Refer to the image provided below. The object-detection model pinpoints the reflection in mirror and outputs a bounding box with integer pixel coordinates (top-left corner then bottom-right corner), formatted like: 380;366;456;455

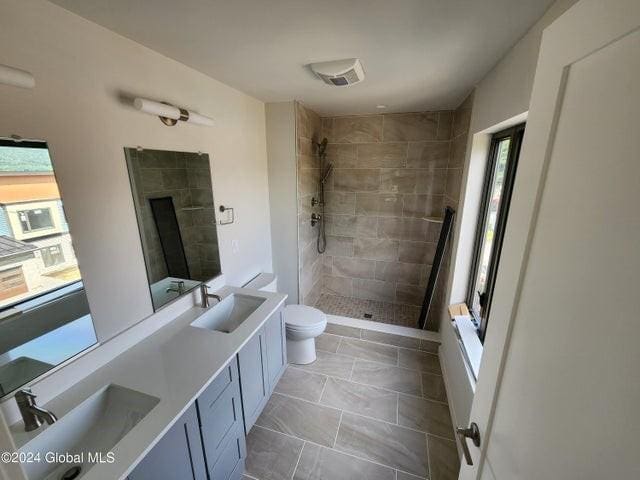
124;148;221;311
0;139;97;398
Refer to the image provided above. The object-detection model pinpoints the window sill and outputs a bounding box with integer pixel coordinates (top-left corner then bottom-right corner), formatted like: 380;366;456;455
453;315;483;382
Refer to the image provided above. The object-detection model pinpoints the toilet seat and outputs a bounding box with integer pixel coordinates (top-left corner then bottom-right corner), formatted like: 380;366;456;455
284;305;327;330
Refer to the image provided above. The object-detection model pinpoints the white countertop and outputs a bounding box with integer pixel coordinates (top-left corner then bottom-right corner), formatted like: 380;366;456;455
10;286;287;480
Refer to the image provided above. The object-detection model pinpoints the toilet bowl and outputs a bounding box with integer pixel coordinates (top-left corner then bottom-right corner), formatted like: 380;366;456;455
244;273;327;365
283;305;327;364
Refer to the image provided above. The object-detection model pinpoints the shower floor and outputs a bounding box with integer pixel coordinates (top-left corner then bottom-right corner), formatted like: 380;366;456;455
315;293;421;328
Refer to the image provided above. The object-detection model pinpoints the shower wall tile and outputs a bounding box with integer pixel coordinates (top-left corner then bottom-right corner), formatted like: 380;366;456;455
415;170;447;195
449;134;468;168
382;112;438;142
380;168;417;194
331;115;383;143
396;283;426;306
333;169;381;192
377;217;430;242
398;241;437;264
436;111;454;141
296;102;323;305
374;261;423;285
324;191;356;214
406;142;450;170
325;235;355;257
323;275;354;297
356;143;407;168
353;278;397;303
318;109;456;314
354;238;399;262
325;143;358;168
355;193;403;217
332;257;376;280
325;215;378;238
402;194;444;218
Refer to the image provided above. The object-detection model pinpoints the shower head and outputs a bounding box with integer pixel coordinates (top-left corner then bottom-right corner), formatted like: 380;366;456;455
316;138;328;156
321;163;334;184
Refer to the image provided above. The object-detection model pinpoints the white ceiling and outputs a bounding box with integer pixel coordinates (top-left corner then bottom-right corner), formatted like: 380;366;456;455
50;0;554;116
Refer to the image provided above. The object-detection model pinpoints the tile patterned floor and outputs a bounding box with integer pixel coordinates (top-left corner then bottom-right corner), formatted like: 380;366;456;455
243;328;460;480
315;293;422;328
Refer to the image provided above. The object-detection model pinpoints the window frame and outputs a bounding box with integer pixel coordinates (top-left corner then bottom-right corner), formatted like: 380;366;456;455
467;123;525;342
0;138;83;313
18;207;55;233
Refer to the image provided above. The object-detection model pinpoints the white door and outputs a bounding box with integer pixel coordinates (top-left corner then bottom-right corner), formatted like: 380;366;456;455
459;0;640;478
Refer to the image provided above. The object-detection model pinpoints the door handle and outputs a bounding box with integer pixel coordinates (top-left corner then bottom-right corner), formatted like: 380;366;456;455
456;422;481;466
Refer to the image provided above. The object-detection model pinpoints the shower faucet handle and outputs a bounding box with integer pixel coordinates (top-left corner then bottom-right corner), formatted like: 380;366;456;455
311;213;322;226
311;197;323;207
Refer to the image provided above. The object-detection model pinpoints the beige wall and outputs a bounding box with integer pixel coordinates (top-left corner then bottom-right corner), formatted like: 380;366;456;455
0;0;272;341
295;102;323;306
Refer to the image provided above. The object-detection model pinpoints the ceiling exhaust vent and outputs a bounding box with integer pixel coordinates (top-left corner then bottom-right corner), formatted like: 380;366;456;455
310;58;365;87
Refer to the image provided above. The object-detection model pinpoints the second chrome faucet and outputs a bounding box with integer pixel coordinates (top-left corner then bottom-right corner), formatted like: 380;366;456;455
15;389;57;432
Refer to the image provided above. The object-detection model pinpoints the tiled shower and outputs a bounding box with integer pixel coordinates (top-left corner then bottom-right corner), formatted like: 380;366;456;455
294;98;472;331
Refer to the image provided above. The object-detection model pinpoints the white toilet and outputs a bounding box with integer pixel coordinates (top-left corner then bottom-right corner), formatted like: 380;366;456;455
244;273;327;364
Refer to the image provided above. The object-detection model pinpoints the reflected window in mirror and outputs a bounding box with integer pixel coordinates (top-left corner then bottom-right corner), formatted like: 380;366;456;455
124;148;221;311
0;139;97;398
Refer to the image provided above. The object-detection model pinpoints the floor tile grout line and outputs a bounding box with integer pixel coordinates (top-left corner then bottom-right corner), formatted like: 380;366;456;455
290;440;306;480
268;389;453;441
317;373;329;402
288;364;448;404
396;392;400;424
254;424;406;474
309;346;440;375
332;410;344;448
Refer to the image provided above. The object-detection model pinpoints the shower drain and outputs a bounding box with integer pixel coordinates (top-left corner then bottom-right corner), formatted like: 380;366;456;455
60;465;82;480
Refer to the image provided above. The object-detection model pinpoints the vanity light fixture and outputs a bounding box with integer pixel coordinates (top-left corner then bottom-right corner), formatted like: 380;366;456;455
0;64;35;89
133;97;214;127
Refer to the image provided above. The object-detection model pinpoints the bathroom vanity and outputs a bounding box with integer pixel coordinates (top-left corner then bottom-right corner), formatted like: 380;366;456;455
9;287;286;480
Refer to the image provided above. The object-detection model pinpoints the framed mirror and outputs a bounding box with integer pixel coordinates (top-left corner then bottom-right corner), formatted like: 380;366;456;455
0;139;97;398
124;148;221;310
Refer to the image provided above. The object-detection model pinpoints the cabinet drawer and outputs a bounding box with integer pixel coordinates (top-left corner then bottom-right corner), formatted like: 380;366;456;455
198;360;236;415
199;377;243;464
208;424;246;480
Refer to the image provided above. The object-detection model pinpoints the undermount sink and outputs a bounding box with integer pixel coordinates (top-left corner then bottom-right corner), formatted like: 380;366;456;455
190;293;265;333
20;384;159;480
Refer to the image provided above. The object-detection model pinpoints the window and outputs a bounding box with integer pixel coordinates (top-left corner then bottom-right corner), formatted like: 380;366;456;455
0;139;82;308
468;124;525;342
40;244;65;268
18;208;54;233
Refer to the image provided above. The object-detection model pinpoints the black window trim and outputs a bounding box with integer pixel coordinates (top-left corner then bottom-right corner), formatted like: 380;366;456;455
467;123;525;342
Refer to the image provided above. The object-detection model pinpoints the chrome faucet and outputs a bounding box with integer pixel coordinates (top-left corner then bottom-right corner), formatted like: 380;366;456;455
15;389;58;432
200;284;222;308
166;280;185;294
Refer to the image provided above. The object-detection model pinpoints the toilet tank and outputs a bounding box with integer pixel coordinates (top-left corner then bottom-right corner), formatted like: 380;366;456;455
244;273;277;292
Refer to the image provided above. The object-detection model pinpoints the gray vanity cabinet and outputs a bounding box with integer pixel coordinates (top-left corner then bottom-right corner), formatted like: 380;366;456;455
237;307;285;432
237;328;269;432
264;308;287;391
198;359;246;480
128;304;286;480
128;404;207;480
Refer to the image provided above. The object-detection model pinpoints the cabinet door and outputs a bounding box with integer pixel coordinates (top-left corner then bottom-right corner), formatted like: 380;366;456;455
198;360;245;475
129;404;206;480
237;329;268;432
264;308;286;392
